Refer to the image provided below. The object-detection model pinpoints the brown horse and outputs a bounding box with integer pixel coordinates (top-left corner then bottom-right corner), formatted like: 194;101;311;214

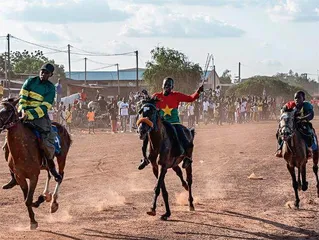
137;98;195;220
279;110;319;208
0;98;72;229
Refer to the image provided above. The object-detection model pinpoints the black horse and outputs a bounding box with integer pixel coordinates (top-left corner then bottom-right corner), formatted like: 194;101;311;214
136;97;195;220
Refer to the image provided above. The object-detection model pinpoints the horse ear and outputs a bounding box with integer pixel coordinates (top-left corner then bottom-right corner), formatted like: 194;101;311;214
12;98;20;107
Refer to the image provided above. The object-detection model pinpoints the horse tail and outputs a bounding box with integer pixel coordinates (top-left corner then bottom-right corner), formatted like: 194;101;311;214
52;122;73;148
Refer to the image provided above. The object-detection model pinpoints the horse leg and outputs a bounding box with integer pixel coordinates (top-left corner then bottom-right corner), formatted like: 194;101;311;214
32;170;51;209
312;150;319;197
160;180;171;221
149;151;159;178
301;164;308;191
186;163;195;211
297;168;302;190
26;177;39;230
287;164;300;208
147;166;167;216
49;155;66;213
172;165;188;191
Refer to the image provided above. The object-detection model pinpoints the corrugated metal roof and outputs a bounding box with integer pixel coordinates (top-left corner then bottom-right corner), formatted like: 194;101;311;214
67;68;144;81
66;69;212;81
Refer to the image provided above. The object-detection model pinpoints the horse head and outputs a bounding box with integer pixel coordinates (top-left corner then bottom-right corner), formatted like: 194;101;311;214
136;97;159;140
0;98;20;132
279;108;297;141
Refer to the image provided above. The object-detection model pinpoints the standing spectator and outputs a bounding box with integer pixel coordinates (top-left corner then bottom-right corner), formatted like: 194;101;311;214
60;105;67;127
187;103;195;127
202;97;210;124
128;100;137;132
58;102;64;124
65;104;72;133
87;107;95;134
109;103;118;133
194;101;200;125
119;98;129;132
0;81;4;100
178;103;186;124
80;88;87;105
215;85;221;99
55;78;62;107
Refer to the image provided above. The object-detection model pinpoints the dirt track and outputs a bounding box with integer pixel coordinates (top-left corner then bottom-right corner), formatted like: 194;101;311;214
1;120;319;240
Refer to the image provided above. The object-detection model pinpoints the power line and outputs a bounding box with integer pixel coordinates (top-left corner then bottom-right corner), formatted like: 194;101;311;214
11;35;67;53
86;58;113;65
70;45;135;57
89;64;117;71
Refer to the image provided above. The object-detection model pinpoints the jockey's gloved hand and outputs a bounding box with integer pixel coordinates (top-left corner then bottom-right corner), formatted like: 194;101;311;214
197;84;204;94
19;110;28;121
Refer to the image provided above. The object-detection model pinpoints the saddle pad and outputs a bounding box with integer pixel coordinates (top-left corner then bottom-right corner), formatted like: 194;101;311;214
33;125;61;155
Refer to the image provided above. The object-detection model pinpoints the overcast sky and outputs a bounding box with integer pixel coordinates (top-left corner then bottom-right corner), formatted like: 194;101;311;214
0;0;318;79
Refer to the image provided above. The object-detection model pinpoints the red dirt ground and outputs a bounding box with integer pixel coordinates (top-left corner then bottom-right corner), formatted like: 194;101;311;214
1;120;319;240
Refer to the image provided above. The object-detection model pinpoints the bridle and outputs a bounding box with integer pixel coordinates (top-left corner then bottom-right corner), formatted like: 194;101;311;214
136;103;158;132
0;102;19;132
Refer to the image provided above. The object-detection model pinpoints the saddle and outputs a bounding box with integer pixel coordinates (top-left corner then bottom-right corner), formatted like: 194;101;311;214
32;125;62;155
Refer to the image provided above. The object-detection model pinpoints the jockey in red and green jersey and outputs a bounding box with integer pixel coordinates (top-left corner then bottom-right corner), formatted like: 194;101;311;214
276;90;316;158
138;77;204;170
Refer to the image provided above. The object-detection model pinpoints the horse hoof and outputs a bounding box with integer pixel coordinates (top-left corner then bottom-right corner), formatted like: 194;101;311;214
189;206;195;211
147;209;156;216
160;214;170;221
182;183;189;191
302;182;308;191
30;222;38;230
32;202;40;208
44;192;52;202
50;202;59;213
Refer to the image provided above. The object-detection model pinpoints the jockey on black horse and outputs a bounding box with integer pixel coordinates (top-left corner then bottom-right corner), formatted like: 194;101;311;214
138;77;204;170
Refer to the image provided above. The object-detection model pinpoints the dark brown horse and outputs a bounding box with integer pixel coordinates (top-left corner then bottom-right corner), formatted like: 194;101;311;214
279;110;319;208
137;98;195;220
0;98;72;229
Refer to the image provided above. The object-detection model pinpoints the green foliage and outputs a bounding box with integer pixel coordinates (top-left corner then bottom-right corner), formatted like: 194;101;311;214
143;46;202;94
226;76;311;99
220;69;232;84
274;70;318;96
0;50;65;83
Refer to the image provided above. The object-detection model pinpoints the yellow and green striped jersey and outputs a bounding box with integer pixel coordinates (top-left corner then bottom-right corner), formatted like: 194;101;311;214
18;76;55;120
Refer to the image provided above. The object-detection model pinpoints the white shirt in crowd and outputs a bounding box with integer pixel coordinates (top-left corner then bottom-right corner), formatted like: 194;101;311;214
188;105;194;116
240;101;247;113
203;101;210;111
120;102;129;116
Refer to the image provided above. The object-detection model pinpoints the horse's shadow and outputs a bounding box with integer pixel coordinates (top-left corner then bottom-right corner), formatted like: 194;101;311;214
41;229;158;240
169;210;319;239
82;228;158;240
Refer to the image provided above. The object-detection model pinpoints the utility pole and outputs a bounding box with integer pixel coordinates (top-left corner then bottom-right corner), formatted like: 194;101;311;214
213;65;216;89
67;44;71;79
238;62;241;82
7;34;11;96
116;63;120;96
135;50;139;91
84;57;87;85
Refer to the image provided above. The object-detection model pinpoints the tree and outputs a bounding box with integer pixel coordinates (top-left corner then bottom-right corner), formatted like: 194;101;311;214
0;50;65;83
143;47;202;94
220;69;232;84
226;76;311;99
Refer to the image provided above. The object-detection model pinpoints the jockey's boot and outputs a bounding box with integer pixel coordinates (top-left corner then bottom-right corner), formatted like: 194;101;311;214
47;158;62;183
2;171;17;189
182;156;193;169
138;158;150;170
